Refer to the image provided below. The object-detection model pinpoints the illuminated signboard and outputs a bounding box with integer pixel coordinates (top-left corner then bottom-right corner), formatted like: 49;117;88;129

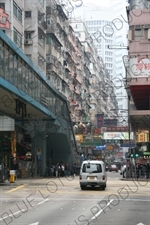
104;132;134;140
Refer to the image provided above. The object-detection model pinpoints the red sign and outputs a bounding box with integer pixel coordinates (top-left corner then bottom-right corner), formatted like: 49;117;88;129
96;114;104;128
0;7;10;29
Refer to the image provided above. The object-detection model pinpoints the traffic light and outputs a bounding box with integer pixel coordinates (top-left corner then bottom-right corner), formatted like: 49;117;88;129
1;138;10;153
130;148;134;158
129;147;141;158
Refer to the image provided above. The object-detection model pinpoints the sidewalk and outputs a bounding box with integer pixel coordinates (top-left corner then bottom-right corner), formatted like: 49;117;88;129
0;176;79;187
121;177;150;182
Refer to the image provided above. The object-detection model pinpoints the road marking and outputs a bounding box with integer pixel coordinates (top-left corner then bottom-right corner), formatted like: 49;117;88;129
5;185;26;193
29;223;39;225
0;210;23;221
91;199;113;221
37;198;49;205
136;223;145;225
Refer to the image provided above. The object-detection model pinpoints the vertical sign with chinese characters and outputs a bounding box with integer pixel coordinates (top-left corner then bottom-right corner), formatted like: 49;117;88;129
96;114;104;129
0;7;10;29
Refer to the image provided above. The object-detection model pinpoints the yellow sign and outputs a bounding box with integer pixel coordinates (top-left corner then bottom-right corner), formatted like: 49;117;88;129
138;132;148;142
75;135;83;143
106;145;114;151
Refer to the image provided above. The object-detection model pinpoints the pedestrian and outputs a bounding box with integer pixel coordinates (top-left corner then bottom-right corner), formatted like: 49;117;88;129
122;165;126;178
55;163;59;177
61;164;65;177
145;162;150;179
72;163;77;177
58;164;61;177
136;163;141;179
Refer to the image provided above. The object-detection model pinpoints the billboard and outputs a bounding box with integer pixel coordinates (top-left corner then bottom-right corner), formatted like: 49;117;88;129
129;57;150;77
104;132;134;140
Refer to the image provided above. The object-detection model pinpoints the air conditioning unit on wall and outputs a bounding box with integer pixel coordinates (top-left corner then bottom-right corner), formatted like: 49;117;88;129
128;30;133;41
148;29;150;40
144;24;150;29
134;25;141;30
25;39;33;45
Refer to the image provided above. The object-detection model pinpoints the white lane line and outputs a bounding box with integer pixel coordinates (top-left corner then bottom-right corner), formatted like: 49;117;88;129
37;198;49;205
0;199;49;221
91;199;113;221
0;210;23;221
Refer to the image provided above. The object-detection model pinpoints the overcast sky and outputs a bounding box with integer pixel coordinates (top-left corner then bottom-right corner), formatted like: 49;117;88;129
82;0;111;6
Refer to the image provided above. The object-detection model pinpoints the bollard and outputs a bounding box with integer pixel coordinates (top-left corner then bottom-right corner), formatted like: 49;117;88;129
9;170;15;183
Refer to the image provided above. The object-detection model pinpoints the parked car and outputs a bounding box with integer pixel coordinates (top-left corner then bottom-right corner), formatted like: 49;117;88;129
109;164;118;172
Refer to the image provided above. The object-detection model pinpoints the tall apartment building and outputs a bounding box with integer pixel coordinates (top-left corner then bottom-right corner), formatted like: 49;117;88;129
110;0;129;125
2;0;46;74
74;2;129;125
74;4;116;79
70;18;118;122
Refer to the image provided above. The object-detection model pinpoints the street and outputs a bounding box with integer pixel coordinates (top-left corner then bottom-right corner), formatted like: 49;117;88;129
0;172;150;225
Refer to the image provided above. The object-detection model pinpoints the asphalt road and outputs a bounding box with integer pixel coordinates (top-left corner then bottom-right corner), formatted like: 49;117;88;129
0;172;149;225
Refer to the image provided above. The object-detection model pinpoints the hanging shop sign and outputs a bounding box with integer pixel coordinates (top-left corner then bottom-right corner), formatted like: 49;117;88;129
75;135;83;143
129;57;150;78
0;116;14;131
104;132;134;140
106;145;114;151
0;7;10;29
137;132;149;143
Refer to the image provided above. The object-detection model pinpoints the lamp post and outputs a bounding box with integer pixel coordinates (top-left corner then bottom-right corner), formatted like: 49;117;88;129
122;54;131;178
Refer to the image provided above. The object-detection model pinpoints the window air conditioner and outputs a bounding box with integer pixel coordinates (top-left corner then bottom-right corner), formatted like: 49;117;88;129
148;29;150;40
144;24;150;29
25;39;33;45
134;25;141;30
128;30;133;41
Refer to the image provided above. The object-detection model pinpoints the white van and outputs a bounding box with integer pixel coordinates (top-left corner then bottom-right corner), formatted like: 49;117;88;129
79;160;107;190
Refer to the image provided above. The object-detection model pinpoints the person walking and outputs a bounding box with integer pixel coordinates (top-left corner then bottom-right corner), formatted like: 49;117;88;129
136;163;141;179
72;163;77;177
122;165;126;178
146;162;150;179
55;163;59;177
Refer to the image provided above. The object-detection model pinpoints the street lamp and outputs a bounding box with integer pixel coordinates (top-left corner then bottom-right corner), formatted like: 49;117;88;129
122;54;132;178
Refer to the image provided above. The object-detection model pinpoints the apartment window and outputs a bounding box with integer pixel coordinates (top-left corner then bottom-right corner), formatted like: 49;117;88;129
38;53;45;68
25;11;31;18
13;1;22;23
38;34;45;48
25;31;32;39
13;27;22;48
38;0;44;7
26;54;32;60
0;3;5;9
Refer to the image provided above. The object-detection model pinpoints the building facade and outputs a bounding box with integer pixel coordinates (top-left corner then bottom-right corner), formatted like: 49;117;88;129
126;0;150;159
74;2;129;125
